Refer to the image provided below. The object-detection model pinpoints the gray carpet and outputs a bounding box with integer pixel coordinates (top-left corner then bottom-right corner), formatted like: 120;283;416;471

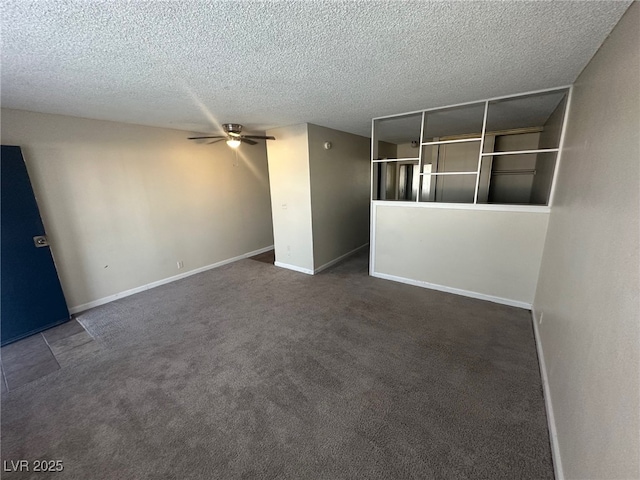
0;250;553;479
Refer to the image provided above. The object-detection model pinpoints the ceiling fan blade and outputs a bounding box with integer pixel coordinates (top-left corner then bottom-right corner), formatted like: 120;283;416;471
242;135;276;140
188;135;226;140
206;139;225;145
240;138;258;145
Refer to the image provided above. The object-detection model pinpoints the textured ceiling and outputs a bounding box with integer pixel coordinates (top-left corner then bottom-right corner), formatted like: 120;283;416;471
1;1;631;138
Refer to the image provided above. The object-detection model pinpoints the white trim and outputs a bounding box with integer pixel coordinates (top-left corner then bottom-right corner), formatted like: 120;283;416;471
370;119;376;200
473;101;490;204
416;111;426;203
372;200;550;214
481;148;558;157
372;85;572;120
371;271;531;309
370;202;377;275
421;138;482;146
370;119;377;275
531;308;564;480
420;171;477;176
69;245;274;314
314;243;369;274
372;157;419;163
273;261;314;275
548;86;573;207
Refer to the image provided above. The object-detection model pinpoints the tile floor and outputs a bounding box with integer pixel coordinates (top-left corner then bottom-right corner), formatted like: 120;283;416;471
1;319;100;392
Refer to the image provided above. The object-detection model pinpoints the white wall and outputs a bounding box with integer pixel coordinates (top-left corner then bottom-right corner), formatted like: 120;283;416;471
265;124;314;272
1;109;274;310
373;204;549;307
533;3;639;479
307;124;370;271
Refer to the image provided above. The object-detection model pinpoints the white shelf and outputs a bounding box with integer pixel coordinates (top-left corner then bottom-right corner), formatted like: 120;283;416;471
372;157;420;163
371;200;550;213
419;171;477;176
481;148;559;157
371;86;570;207
422;138;481;146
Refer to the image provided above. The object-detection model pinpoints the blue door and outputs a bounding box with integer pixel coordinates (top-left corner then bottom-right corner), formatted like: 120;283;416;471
1;145;70;345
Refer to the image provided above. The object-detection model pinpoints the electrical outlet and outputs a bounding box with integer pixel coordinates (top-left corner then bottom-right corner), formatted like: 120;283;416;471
177;260;184;269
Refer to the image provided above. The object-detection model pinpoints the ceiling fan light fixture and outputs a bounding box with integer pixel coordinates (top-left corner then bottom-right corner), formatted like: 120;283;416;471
188;124;275;147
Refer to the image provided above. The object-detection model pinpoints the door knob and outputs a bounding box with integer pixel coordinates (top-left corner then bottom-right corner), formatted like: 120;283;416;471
33;235;49;248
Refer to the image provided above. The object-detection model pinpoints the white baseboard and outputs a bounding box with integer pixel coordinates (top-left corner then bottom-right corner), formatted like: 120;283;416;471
273;243;369;276
273;261;314;275
531;308;564;480
314;243;369;274
370;271;532;309
69;245;274;314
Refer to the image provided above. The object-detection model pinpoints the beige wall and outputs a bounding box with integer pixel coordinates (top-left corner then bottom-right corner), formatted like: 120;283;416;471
266;123;370;273
376;140;396;159
265;124;314;272
373;205;549;306
307;124;370;270
396;142;418;159
533;3;640;479
1;109;274;310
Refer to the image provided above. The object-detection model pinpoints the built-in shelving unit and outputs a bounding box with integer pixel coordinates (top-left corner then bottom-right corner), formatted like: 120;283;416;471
371;86;571;206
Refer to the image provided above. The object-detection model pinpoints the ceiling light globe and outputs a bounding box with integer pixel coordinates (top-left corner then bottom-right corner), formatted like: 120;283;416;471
226;139;241;148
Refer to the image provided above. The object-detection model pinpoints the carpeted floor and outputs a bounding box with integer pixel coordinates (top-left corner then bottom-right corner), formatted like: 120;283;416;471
0;249;553;479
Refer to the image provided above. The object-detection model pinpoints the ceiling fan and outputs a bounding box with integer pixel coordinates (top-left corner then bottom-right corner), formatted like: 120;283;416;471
188;123;275;148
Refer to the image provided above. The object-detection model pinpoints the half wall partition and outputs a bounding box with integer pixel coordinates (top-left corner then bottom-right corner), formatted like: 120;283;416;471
369;87;571;307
